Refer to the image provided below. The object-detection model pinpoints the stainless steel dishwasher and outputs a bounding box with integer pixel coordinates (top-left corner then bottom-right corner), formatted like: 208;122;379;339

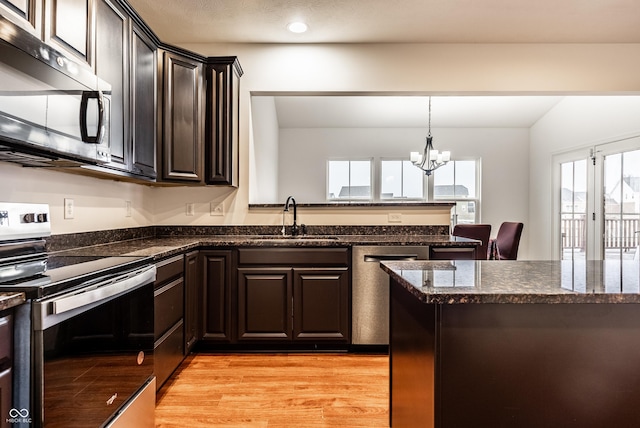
352;245;430;346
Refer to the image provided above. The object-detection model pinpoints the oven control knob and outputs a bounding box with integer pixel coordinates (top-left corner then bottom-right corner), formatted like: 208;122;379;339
37;213;48;223
23;213;36;223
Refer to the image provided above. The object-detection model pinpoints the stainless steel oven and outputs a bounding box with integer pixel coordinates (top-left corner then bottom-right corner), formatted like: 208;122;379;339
0;203;156;427
30;262;156;427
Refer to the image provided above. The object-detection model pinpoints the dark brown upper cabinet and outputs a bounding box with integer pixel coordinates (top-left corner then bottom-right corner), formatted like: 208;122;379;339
205;57;243;187
94;0;130;172
129;21;157;179
160;50;203;182
0;0;42;36
44;0;93;68
93;1;157;180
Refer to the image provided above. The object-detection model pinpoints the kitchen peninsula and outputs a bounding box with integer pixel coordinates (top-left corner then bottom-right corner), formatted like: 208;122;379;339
382;259;640;428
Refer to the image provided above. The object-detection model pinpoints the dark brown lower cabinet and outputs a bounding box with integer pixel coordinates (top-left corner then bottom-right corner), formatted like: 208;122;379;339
153;255;185;390
293;268;349;342
235;248;351;345
184;250;200;354
200;250;234;343
0;312;13;423
237;268;292;341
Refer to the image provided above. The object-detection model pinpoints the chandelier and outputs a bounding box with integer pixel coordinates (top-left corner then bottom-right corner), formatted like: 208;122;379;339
410;97;450;176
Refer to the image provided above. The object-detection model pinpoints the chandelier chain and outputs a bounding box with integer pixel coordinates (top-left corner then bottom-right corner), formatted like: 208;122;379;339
428;97;432;137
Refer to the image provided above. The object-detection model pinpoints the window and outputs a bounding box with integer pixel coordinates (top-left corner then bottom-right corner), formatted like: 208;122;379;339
380;160;424;199
432;160;479;224
327;160;372;200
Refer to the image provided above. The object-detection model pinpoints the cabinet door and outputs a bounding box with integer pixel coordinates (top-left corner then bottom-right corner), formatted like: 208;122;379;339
0;0;42;35
204;57;241;186
237;267;292;341
94;0;129;171
44;0;92;67
184;250;200;353
130;22;157;179
201;250;234;343
161;51;203;182
293;268;350;342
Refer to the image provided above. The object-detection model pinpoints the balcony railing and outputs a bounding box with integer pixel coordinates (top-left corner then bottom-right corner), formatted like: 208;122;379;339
561;216;640;251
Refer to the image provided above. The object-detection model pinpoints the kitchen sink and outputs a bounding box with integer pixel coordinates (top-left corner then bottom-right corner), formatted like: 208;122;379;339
249;235;339;240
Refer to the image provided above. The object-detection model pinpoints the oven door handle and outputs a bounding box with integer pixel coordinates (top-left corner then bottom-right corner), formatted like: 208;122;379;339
34;265;156;331
51;265;156;315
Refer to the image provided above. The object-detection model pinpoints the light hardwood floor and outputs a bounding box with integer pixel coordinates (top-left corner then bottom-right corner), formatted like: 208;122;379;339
155;353;389;427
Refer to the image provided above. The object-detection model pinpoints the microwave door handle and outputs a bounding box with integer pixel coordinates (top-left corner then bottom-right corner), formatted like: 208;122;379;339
79;91;104;144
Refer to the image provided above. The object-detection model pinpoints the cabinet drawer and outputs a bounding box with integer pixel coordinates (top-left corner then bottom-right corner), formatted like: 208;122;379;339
238;247;349;266
429;247;476;260
155;255;184;286
154;278;184;340
154;319;184;390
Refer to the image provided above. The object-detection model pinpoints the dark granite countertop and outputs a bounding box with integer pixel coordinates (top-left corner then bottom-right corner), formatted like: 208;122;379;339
249;201;455;209
0;292;26;311
50;234;478;261
380;260;640;304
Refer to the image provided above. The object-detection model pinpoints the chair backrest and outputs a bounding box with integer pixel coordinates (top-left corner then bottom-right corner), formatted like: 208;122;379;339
452;224;492;260
495;222;524;260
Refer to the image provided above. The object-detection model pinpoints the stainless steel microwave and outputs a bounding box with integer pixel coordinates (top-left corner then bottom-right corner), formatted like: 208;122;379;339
0;19;111;166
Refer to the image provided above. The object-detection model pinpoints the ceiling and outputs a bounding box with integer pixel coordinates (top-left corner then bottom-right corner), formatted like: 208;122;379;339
126;0;640;45
125;1;638;128
270;95;564;128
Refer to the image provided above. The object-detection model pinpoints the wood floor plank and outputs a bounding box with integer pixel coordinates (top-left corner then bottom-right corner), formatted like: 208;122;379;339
155;353;389;427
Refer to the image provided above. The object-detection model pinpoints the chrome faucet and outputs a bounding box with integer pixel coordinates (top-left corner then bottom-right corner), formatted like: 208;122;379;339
282;196;299;236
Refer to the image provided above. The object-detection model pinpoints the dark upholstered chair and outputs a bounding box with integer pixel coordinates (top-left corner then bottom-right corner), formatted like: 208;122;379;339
492;222;524;260
452;224;492;260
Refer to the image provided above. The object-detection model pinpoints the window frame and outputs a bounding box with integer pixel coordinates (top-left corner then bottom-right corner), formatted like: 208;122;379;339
379;158;426;201
326;158;374;201
429;158;482;224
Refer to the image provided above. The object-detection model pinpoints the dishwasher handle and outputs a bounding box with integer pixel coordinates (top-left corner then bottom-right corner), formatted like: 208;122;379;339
364;254;419;262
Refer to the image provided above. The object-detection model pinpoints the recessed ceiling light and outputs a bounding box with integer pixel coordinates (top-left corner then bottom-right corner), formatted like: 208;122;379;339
287;22;308;34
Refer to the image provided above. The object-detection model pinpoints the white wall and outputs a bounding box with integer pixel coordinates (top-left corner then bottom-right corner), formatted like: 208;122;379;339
2;42;640;250
528;96;640;259
277;127;529;233
249;96;279;203
0;162;153;235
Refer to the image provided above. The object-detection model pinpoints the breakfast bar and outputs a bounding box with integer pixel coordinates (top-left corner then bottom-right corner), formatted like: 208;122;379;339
381;260;640;428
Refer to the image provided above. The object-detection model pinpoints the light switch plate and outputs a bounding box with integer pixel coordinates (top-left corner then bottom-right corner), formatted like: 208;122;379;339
125;201;132;217
186;203;195;216
64;198;74;219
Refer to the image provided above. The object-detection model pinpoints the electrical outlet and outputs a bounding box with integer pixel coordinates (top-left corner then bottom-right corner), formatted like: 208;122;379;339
125;201;132;217
186;203;195;216
64;198;74;219
388;213;402;223
210;202;224;216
